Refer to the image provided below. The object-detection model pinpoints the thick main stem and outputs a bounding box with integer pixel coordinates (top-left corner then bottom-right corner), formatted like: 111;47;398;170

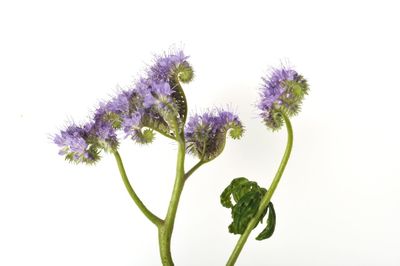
113;151;163;226
226;113;293;266
158;138;186;266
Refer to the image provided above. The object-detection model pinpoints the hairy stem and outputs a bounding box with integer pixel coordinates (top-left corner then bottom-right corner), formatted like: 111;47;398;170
158;137;186;266
226;113;293;266
154;127;176;140
113;150;163;227
184;160;204;181
171;78;188;124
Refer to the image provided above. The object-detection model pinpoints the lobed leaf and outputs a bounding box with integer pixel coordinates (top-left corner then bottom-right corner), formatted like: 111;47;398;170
220;177;276;239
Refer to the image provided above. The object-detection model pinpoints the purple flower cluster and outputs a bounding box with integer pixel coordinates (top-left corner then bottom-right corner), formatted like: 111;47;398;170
258;67;309;130
148;50;190;83
54;124;100;164
54;50;193;164
185;110;244;162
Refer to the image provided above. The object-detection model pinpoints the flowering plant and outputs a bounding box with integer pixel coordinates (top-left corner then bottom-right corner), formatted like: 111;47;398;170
53;49;308;265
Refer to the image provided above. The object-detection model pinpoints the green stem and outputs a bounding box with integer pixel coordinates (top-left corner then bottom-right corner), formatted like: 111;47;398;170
158;137;186;266
184;139;207;181
184;160;204;181
153;127;176;140
226;113;293;266
113;150;163;227
171;78;188;124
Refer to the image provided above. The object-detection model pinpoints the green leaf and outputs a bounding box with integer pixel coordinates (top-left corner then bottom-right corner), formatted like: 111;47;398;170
220;178;241;208
229;190;263;234
256;202;276;240
220;177;259;208
220;177;276;238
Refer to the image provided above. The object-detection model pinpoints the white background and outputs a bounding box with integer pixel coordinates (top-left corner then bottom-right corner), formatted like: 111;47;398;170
1;0;399;265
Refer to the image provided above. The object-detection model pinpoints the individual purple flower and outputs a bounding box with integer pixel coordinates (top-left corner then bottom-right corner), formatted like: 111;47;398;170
258;67;309;130
93;90;135;132
122;111;143;137
90;115;119;151
54;124;99;164
185;109;244;162
105;90;132;114
135;79;173;109
152;82;173;98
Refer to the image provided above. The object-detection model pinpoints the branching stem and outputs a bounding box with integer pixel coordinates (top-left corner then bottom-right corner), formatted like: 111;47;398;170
184;160;204;181
113;150;163;227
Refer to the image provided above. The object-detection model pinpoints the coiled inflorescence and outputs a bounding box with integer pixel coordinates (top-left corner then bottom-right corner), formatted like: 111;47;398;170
185;110;244;162
258;67;309;130
54;50;194;164
54;124;102;164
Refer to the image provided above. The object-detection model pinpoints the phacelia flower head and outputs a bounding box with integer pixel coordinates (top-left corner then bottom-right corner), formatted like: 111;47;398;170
148;50;194;84
258;67;309;130
54;49;195;164
185;109;244;162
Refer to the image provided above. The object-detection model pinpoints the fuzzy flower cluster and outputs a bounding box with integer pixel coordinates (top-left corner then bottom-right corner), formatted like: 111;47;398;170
258;67;309;130
54;124;101;164
54;50;193;164
185;110;244;162
148;50;193;83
